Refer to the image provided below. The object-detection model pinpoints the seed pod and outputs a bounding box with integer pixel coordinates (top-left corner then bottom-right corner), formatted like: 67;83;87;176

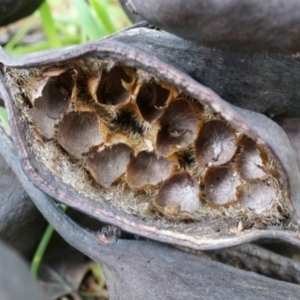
129;0;300;53
107;27;300;118
1;28;300;251
276;118;300;169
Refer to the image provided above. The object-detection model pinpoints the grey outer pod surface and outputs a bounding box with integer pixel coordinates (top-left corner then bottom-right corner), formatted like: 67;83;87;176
0;0;44;27
128;0;300;53
0;239;48;300
0;152;47;259
1;127;300;300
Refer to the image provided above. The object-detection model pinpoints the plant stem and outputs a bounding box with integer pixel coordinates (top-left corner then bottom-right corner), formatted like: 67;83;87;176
0;107;9;127
30;204;67;278
9;36;80;54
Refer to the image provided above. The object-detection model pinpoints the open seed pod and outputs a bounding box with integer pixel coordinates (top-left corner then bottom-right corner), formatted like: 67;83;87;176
129;0;300;53
3;125;300;300
1;27;300;250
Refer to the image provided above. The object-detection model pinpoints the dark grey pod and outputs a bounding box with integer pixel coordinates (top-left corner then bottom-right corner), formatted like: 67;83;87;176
129;0;300;53
0;152;47;258
111;27;300;118
0;240;48;300
1;127;300;300
0;0;43;27
0;28;300;250
3;27;300;118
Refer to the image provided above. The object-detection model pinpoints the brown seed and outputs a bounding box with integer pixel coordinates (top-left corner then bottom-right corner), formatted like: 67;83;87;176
33;69;75;119
57;111;105;159
156;99;199;156
136;80;170;123
195;120;237;171
236;136;267;180
204;166;241;205
30;107;58;140
86;143;133;188
155;171;200;213
29;69;76;139
126;151;175;188
89;66;135;107
237;180;276;214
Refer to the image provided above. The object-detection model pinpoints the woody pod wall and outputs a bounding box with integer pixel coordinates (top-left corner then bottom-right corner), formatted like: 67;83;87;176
1;26;300;250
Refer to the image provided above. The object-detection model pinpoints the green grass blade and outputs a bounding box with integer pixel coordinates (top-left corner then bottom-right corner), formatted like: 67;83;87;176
30;204;68;278
9;36;80;55
90;0;117;34
4;18;36;52
78;290;108;298
78;263;107;297
71;0;106;40
91;264;106;289
0;107;9;127
39;0;61;48
53;16;81;27
30;223;55;278
0;107;10;137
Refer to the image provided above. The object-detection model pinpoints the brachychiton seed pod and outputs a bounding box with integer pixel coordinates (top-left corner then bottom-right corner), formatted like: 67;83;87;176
128;0;300;53
1;27;300;250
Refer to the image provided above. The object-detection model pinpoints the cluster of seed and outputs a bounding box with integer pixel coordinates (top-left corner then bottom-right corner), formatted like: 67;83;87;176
18;62;280;218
